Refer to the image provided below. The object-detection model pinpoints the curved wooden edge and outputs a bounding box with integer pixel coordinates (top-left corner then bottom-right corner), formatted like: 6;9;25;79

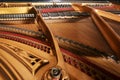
91;9;120;58
72;4;120;59
95;9;120;22
36;9;69;78
73;3;120;22
0;38;58;80
36;13;65;66
72;3;91;12
0;44;34;80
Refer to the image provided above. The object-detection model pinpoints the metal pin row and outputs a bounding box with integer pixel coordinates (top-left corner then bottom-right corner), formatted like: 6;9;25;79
35;4;72;9
42;11;89;18
0;14;35;18
0;25;42;37
0;34;51;53
0;18;35;21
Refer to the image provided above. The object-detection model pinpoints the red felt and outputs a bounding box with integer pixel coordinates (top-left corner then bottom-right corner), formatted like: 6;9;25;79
0;31;49;45
40;7;74;13
60;48;119;79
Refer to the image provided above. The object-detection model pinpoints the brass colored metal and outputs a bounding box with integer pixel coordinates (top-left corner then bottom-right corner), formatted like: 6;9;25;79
0;7;35;14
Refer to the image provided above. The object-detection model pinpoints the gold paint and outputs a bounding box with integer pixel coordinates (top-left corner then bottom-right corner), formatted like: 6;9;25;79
0;7;33;14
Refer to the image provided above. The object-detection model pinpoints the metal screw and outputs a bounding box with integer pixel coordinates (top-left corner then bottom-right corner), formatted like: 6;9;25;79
50;67;61;78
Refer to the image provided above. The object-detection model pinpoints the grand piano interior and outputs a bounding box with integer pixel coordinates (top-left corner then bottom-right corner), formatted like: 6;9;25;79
0;0;120;80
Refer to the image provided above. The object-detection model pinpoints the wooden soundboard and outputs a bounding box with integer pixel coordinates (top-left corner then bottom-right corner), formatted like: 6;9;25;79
0;2;120;80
